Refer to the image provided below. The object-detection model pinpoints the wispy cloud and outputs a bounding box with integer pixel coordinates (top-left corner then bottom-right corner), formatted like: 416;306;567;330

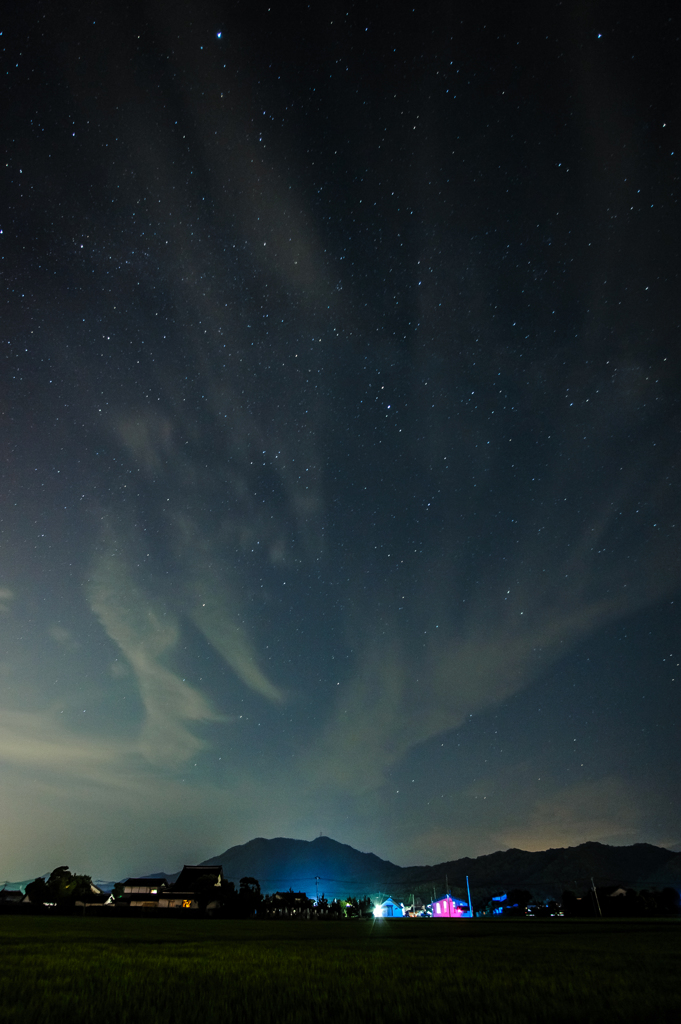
114;411;175;479
191;601;284;704
0;706;129;773
87;543;225;765
48;625;80;650
307;496;677;795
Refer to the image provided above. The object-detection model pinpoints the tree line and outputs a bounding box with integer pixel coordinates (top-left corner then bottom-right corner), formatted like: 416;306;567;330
25;867;96;910
481;886;680;917
20;868;375;918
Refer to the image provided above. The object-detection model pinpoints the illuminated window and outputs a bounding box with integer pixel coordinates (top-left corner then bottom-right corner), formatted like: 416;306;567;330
182;899;192;909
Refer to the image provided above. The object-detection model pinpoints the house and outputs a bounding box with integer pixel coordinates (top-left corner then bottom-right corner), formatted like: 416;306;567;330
119;867;224;910
0;888;24;906
173;865;223;890
157;891;197;909
159;865;224;911
74;882;114;908
123;877;168;895
266;891;314;917
430;895;468;918
373;897;404;918
72;880;113;913
121;877;168;908
404;896;426;917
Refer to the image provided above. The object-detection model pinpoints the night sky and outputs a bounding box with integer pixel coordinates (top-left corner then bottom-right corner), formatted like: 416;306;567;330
2;0;680;882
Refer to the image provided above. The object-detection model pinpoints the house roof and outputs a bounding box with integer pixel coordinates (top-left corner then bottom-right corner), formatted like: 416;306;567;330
172;865;223;891
123;878;168;888
0;889;24;904
272;891;310;904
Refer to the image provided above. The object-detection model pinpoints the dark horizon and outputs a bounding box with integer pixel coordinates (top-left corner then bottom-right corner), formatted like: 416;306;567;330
1;0;679;881
6;834;681;905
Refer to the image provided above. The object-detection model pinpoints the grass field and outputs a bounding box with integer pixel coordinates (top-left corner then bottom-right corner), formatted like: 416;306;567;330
0;917;679;1023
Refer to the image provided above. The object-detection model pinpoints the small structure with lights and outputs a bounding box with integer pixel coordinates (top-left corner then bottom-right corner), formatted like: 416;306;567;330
430;894;469;917
373;896;404;918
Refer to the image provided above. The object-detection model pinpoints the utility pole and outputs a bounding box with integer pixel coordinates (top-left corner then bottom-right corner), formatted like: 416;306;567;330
466;875;473;919
315;876;320;904
591;877;602;917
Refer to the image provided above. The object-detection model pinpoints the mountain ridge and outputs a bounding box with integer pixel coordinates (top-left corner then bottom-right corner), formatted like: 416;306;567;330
9;838;678;898
198;836;681;899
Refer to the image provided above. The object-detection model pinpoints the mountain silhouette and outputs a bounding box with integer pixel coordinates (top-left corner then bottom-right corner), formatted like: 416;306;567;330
199;836;681;900
200;836;404;898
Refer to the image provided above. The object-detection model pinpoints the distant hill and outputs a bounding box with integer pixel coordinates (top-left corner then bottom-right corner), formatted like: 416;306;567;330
398;842;681;898
199;837;681;900
200;836;404;899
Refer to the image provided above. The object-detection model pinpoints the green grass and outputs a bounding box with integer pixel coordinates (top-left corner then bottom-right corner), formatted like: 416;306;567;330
0;917;679;1023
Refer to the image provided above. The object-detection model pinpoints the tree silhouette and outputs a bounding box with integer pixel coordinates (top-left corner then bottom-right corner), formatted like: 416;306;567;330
238;877;262;917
